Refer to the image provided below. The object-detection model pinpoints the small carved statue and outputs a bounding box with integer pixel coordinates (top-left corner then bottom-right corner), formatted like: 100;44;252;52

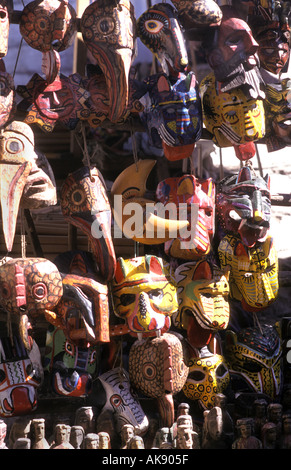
83;433;99;449
280;414;291;449
97;432;111;449
13;438;31;449
261;422;278;449
50;424;74;449
127;435;145;449
120;424;135;449
8;417;31;449
31;418;50;449
74;406;96;436
70;426;85;449
232;418;262;449
0;420;8;449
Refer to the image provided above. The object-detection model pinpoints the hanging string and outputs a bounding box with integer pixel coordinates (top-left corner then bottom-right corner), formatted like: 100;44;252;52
253;311;263;335
13;37;24;79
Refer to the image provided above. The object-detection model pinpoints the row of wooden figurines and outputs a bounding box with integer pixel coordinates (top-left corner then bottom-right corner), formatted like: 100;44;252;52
1;395;291;450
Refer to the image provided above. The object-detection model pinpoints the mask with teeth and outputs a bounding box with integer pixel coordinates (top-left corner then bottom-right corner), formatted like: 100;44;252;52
174;259;230;348
218;234;279;312
264;78;291;147
111;255;178;336
182;353;230;410
216;165;271;247
140;71;202;161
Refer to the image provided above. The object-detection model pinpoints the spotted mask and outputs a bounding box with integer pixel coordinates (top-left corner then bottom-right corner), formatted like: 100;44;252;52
224;324;282;400
218;234;279;312
111;255;178;336
182;353;230;410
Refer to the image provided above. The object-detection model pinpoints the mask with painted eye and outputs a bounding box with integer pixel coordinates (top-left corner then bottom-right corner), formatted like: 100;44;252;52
19;0;77;52
137;2;188;74
111;255;178;335
200;72;265;150
216;165;271;247
218;234;279;312
0;0;12;58
263;78;291;147
141;72;202;160
182;354;230;410
225;324;282;400
0;70;15;127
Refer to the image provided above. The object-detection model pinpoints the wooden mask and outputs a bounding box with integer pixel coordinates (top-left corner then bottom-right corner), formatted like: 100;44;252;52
0;0;13;57
216;166;271;247
137;2;188;75
128;332;189;427
60;166;116;282
174;260;230;341
225;325;282;400
81;0;137;122
218;234;279;312
111;256;178;336
19;0;77;52
172;0;222;29
140;72;202;161
156;175;215;259
0;68;15;128
0;333;42;417
0;121;37;251
44;324;98;398
264;78;291;149
200;72;266;150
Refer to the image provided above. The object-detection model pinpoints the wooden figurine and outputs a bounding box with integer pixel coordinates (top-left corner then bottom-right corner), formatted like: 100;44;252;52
280;414;291;449
31;419;50;449
120;424;135;449
253;399;268;439
152;427;172;449
202;393;234;449
70;426;85;449
129;332;189;428
97;432;111;449
50;424;74;449
13;438;31;449
83;433;99;449
8;417;31;449
232;418;262;449
74;406;96;436
80;0;137;123
0;420;8;449
127;435;144;449
175;416;200;449
137;2;189;75
267;403;283;444
261;422;278;449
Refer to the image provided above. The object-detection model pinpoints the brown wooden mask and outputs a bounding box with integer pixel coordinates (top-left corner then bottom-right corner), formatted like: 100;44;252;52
0;67;15;127
19;0;77;52
80;0;137;122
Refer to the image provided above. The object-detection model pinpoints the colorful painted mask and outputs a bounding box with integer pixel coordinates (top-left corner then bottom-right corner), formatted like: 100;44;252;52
60;166;116;282
216;165;271;247
81;0;136;122
0;0;12;57
19;0;77;52
182;353;230;410
200;72;265;149
224;324;282;400
264;78;291;147
44;324;98;398
0;121;37;252
156;174;215;259
218;234;279;312
111;255;178;336
172;0;222;28
140;72;202;160
0;70;15;127
204;6;260;87
95;368;149;436
0;257;63;320
0;333;42;417
137;2;188;75
111;159;189;244
17;73;87;132
128;332;189;427
174;259;230;343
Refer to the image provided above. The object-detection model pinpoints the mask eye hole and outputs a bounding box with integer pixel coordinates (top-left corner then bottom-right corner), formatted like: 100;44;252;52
243;361;262;373
32;283;47;300
188;370;205;382
216;363;228;377
119;293;136;306
110;394;122;408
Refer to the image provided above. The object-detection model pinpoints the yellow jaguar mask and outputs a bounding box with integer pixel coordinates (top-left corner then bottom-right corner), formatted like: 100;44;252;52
200;72;265;148
225;325;282;400
183;354;230;410
111;255;178;335
218;234;278;312
174;259;230;332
